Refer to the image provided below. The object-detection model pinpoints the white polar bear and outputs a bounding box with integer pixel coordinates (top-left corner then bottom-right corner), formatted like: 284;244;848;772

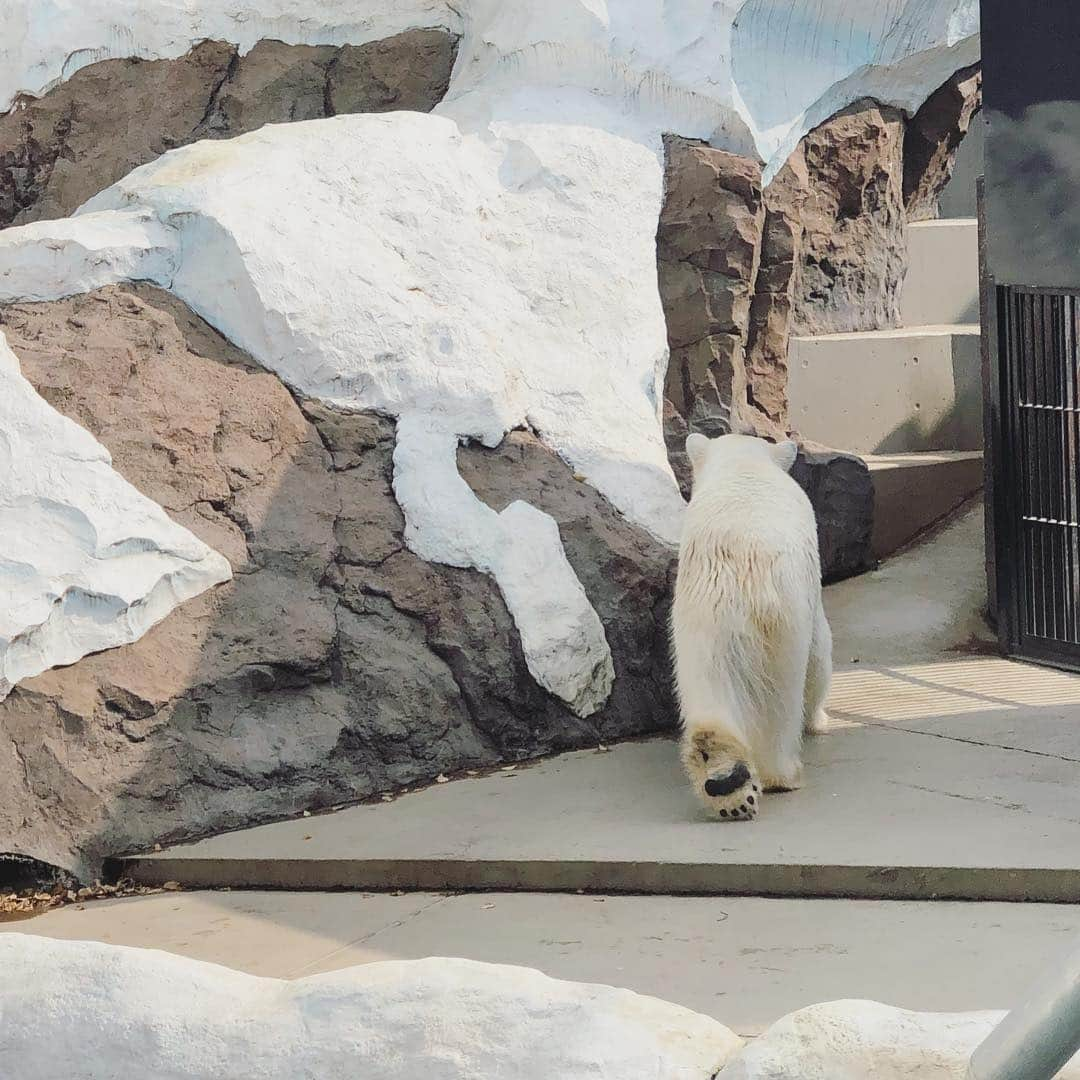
672;433;832;820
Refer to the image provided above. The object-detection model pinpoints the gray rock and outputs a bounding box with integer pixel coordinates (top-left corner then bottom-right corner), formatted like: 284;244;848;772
197;41;337;136
791;442;875;582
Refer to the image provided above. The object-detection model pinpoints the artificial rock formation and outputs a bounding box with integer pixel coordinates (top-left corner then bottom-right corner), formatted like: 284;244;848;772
718;999;1080;1078
0;2;985;871
790;100;907;336
657;135;765;441
0;31;458;226
658;77;982;583
657;133;875;576
661;87;977;433
0;285;673;874
904;63;983;221
3;938;745;1080
10;935;1080;1079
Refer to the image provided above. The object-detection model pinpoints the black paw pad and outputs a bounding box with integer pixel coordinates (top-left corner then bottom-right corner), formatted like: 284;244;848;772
704;762;752;798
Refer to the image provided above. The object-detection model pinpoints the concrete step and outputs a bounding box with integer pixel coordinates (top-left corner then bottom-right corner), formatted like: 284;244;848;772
120;654;1080;903
788;324;982;455
867;451;984;559
901;218;979;327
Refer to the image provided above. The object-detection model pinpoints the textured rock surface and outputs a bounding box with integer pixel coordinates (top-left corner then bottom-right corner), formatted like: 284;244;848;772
0;31;458;227
744;150;812;429
790;100;908;336
904;64;983;221
717;999;1080;1079
791;444;875;582
0;324;230;702
2;938;744;1080
742;90;981;425
0;286;674;874
656;133;874;580
657;135;765;441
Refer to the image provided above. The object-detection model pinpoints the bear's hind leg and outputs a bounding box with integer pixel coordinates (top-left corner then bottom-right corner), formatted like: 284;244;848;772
804;600;833;736
757;632;811;793
681;724;761;821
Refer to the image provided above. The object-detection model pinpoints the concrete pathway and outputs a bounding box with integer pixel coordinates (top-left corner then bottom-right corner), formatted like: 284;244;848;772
6;890;1080;1036
826;503;994;665
122;668;1080;899
121;505;1080;901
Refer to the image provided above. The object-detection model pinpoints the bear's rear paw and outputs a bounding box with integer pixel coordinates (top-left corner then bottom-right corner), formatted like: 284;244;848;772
703;769;760;821
761;760;804;793
805;708;831;736
682;728;760;822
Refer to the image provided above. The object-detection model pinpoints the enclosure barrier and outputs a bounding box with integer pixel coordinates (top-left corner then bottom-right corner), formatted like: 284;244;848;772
967;938;1080;1079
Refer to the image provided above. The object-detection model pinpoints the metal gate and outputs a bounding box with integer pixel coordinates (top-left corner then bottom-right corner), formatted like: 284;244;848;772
995;284;1080;669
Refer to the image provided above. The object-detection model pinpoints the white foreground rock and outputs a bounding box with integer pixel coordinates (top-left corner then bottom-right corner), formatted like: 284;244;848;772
718;999;1080;1079
0;335;231;700
0;935;742;1079
0;0;981;706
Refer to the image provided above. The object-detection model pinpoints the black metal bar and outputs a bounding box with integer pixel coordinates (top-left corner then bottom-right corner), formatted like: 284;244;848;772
1071;294;1080;642
1031;293;1047;639
1049;295;1065;641
1056;296;1073;641
1009;287;1031;645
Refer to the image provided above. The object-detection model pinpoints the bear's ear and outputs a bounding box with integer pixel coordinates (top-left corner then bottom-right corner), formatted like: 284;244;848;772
686;433;710;470
770;439;798;472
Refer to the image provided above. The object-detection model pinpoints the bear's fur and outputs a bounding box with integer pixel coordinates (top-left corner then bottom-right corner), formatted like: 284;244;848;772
671;433;832;820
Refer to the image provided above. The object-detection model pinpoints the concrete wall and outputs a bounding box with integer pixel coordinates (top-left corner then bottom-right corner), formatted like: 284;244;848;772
939;115;984;218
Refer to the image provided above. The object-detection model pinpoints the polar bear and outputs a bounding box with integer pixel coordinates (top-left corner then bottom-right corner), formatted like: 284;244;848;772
672;433;832;820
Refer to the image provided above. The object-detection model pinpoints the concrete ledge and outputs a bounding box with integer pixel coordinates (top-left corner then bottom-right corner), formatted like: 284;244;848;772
120;855;1080;903
867;451;984;558
901;219;979;327
789;325;982;455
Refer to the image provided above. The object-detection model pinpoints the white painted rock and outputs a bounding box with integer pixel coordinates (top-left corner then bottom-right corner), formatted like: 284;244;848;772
0;334;230;700
718;999;1080;1079
0;935;743;1079
1;0;979;176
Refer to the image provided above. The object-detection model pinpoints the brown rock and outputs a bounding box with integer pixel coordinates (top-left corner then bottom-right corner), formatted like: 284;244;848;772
657;135;764;440
744;150;812;429
0;30;460;227
327;30;459;115
0;41;237;227
0;285;674;877
790;99;907;335
743;99;911;426
904;64;982;221
197;41;337;136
